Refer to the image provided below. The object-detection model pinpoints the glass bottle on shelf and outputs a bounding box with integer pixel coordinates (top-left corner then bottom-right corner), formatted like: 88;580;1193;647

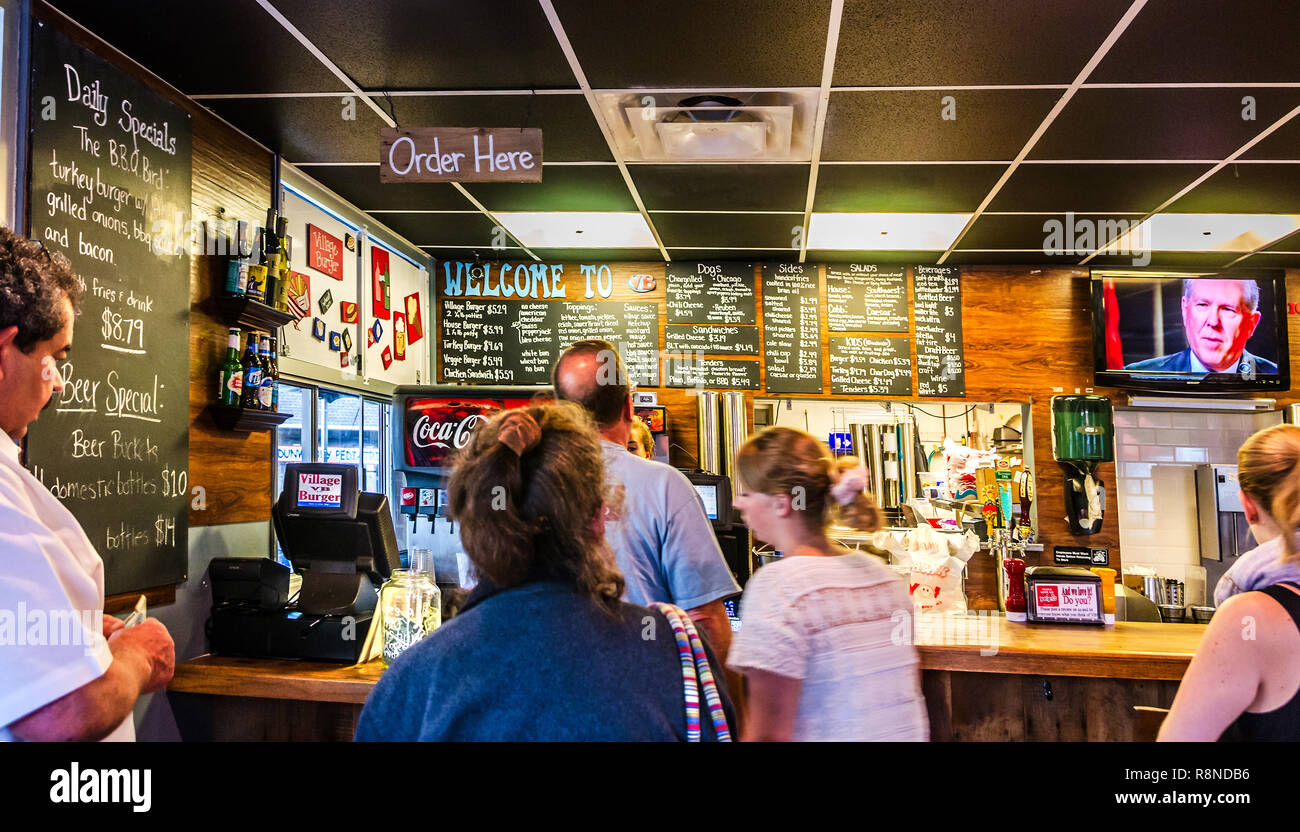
218;327;243;407
239;331;263;410
268;333;280;411
258;334;275;411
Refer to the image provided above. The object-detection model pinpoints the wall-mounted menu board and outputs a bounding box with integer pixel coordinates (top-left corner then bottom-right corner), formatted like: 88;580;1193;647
666;262;756;325
913;265;965;396
24;22;192;595
761;263;822;394
825;265;909;332
664;324;759;355
828;336;913;396
440;298;660;386
663;357;761;390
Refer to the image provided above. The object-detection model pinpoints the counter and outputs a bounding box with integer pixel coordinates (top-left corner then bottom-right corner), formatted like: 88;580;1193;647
167;617;1207;741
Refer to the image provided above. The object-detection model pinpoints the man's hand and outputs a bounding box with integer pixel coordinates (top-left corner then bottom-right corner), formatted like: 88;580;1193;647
108;618;175;693
101;614;124;639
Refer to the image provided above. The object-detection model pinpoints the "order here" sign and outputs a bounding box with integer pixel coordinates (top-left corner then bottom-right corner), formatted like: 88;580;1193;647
380;127;543;183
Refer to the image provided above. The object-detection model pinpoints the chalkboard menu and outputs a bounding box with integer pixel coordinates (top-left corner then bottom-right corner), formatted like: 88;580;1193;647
914;265;965;396
663;357;761;390
666;262;756;325
440;299;660;386
828;337;913;396
25;23;192;595
761;263;822;394
664;324;759;355
825;265;909;332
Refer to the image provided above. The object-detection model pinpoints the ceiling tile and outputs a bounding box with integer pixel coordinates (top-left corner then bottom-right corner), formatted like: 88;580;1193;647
813;164;1001;211
631;165;810;211
295;165;470;210
989;163;1210;212
203;97;388;163
834;0;1136;85
465;167;637;211
823;90;1058;161
367;212;500;247
45;0;342;93
375;95;611;161
670;250;800;262
805;250;941;264
1234;252;1300;268
1084;251;1242;270
1167;163;1300;213
428;248;528;263
550;0;832;88
272;0;577;90
1030;89;1300;160
957;214;1143;251
1266;229;1300;251
943;251;1080;265
1242;118;1300;161
1090;0;1300;83
528;248;663;262
653;214;805;248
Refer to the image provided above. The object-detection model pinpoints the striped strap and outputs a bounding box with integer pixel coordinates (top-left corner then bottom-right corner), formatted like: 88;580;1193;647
650;603;732;742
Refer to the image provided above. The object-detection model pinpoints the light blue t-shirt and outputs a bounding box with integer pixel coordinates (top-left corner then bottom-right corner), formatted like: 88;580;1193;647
600;441;741;610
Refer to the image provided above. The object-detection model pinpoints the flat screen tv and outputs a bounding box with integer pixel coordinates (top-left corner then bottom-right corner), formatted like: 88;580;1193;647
1092;270;1290;393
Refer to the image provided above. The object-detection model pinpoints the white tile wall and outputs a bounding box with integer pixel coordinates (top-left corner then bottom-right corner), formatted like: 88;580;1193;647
1115;409;1283;583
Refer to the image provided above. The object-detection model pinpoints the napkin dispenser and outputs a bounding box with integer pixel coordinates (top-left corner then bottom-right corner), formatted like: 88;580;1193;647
1025;566;1105;625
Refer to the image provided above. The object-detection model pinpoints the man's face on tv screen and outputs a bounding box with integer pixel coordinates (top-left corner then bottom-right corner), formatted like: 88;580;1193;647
1181;280;1262;373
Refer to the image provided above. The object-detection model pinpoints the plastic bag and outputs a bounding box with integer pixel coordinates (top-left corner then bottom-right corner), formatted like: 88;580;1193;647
872;526;978;612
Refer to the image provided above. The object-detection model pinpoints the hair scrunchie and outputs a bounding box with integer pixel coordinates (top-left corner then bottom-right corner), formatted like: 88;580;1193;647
829;465;868;506
497;410;541;457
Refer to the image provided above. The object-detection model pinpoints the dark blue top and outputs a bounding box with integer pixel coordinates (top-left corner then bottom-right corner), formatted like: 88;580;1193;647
354;579;734;741
1220;582;1300;742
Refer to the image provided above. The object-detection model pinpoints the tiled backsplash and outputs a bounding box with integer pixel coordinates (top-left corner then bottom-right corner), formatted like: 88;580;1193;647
1115;408;1282;603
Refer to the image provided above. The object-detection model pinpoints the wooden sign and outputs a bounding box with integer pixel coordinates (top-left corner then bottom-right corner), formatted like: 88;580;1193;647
380;127;543;183
307;223;344;280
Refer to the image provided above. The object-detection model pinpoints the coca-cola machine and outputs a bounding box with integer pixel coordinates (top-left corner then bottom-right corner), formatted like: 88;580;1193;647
392;385;537;586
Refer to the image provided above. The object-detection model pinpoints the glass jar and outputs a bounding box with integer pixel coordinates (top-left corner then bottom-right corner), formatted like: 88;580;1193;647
379;568;441;667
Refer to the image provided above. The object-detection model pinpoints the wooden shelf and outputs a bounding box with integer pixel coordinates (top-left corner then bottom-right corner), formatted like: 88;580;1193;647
208;405;292;433
213;293;293;332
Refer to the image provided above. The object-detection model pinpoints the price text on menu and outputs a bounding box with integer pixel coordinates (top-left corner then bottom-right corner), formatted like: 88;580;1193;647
913;265;965;397
25;23;192;594
761;263;823;394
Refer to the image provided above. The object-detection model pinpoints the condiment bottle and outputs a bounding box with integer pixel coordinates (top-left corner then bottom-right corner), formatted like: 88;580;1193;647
1091;567;1117;625
1004;557;1027;622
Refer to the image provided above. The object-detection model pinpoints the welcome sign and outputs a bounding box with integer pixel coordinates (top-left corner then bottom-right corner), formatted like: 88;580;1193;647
380;127;543;183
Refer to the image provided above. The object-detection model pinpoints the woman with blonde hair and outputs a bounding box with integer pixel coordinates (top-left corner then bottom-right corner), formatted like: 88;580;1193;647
726;426;928;741
628;416;654;460
1161;423;1300;741
356;402;734;741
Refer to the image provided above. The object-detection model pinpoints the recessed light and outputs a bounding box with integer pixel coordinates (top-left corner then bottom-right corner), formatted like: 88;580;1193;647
1102;213;1300;253
808;213;972;251
492;212;657;248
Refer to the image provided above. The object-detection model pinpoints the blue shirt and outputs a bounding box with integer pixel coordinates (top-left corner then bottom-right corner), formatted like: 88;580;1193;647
600;440;741;610
354;581;734;741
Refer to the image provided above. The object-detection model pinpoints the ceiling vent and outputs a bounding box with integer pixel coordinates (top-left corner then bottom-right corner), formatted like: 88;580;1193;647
596;89;819;162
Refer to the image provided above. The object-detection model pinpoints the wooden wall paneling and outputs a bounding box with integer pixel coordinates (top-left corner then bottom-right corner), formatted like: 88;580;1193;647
946;671;1026;741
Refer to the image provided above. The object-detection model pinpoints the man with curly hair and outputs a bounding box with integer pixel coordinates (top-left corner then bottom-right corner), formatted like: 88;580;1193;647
0;227;174;741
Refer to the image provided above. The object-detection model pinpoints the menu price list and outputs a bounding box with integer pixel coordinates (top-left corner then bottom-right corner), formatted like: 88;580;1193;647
666;262;756;325
913;265;965;397
25;23;192;594
826;265;909;332
664;324;759;355
761;263;823;394
828;336;913;396
663;357;761;390
440;298;660;386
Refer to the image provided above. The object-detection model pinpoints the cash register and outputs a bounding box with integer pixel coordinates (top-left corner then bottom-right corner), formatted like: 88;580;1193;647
208;463;398;662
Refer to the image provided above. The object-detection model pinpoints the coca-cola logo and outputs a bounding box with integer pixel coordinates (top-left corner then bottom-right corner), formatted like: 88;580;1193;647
412;412;488;450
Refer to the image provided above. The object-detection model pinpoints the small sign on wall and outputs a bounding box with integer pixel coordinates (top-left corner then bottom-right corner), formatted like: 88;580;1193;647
380;127;543;183
1054;546;1110;566
307;224;344;280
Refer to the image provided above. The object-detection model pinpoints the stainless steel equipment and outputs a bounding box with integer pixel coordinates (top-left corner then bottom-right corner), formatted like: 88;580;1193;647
720;391;748;497
696;391;721;475
897;420;918;504
1195;463;1253;595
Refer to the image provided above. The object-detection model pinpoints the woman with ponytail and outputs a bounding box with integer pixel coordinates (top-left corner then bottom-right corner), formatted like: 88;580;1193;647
1161;424;1300;741
356;402;734;741
726;427;928;741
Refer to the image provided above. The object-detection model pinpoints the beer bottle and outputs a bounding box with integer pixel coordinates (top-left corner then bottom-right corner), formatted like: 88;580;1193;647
263;209;281;307
240;331;263;409
258;334;276;411
245;227;267;303
268;334;280;411
218;327;243;407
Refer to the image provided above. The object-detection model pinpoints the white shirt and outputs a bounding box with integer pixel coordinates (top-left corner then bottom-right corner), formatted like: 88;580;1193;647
0;433;133;741
728;553;929;741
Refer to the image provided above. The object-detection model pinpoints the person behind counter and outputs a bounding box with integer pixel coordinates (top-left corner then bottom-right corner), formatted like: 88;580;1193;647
628;416;654;460
727;427;928;742
0;227;174;741
354;403;735;741
1161;423;1300;741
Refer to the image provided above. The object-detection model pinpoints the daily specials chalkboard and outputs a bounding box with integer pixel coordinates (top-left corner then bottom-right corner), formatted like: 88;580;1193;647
761;263;822;394
828;336;913;396
663;357;761;390
914;265;965;396
664;324;759;355
666;262;756;325
440;298;660;386
24;23;192;595
825;265;909;332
